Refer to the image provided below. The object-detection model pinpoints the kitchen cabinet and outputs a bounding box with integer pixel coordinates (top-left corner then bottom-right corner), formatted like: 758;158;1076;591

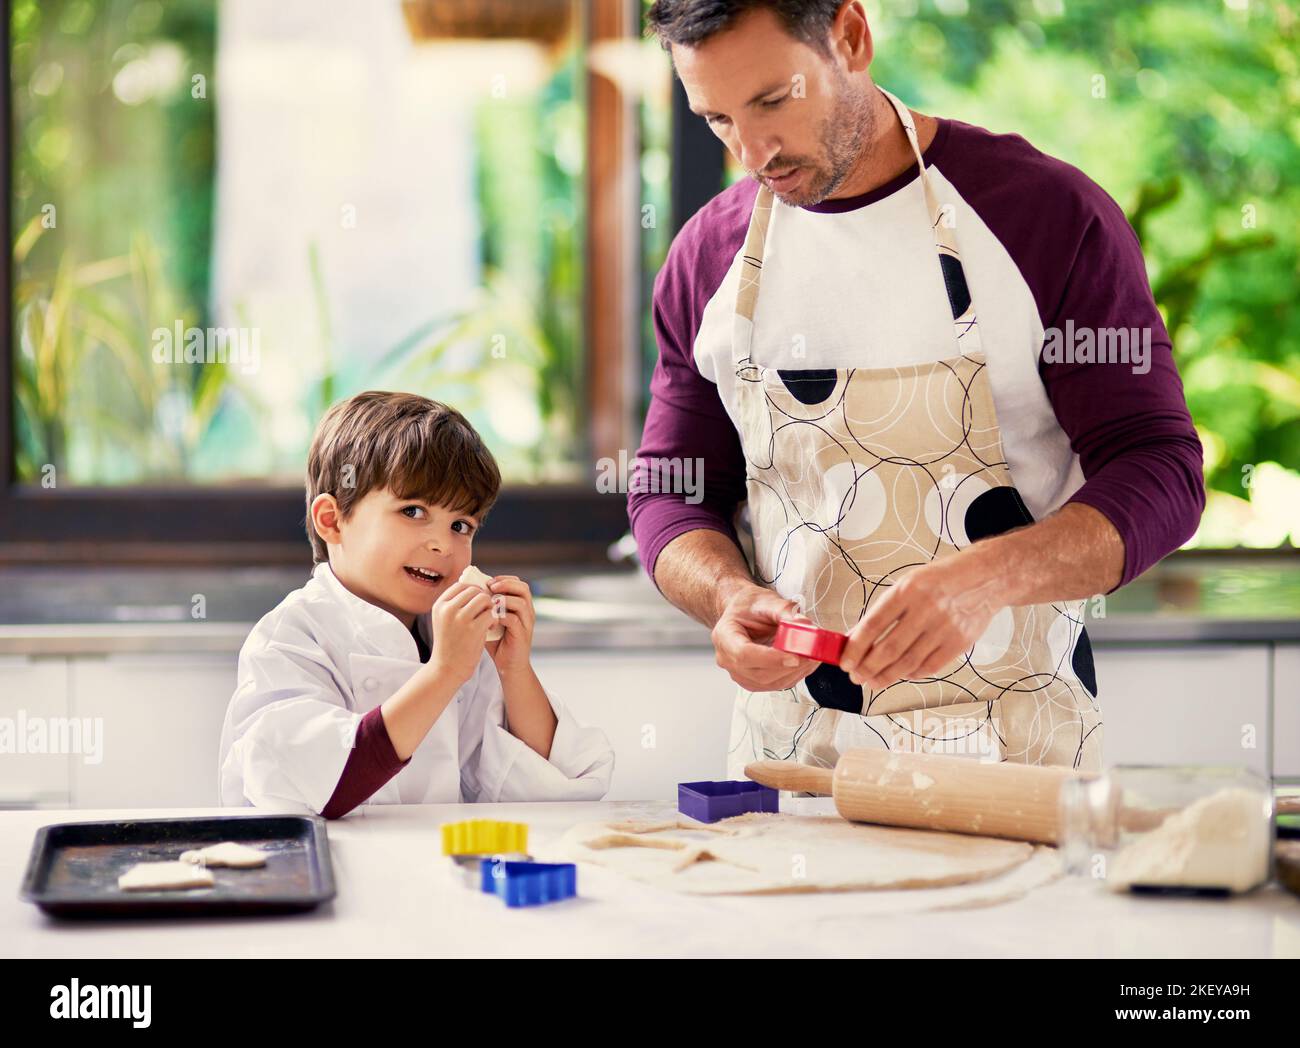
2;640;1288;811
1274;644;1300;780
0;656;71;808
68;654;237;808
57;648;735;810
531;650;733;800
1091;643;1270;775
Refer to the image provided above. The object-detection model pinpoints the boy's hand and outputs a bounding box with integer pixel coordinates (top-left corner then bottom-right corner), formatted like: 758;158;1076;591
483;576;535;676
429;581;494;687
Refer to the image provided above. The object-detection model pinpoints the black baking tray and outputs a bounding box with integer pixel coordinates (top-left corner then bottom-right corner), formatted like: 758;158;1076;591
19;815;336;918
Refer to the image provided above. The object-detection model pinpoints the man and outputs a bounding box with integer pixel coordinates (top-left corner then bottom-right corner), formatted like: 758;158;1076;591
629;0;1204;775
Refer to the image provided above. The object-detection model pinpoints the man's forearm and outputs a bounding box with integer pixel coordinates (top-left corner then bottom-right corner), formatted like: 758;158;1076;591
965;501;1125;606
656;503;1121;633
653;528;758;628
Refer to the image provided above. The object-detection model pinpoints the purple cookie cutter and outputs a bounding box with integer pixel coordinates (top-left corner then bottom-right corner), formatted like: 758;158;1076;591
678;780;780;823
480;859;577;907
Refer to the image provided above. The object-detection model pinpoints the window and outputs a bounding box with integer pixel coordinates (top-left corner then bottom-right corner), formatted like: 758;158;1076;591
3;0;643;559
6;1;1294;561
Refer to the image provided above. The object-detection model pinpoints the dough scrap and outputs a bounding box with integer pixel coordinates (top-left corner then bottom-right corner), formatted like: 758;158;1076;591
118;861;215;892
179;841;268;868
460;565;505;641
548;811;1037;895
604;817;728;835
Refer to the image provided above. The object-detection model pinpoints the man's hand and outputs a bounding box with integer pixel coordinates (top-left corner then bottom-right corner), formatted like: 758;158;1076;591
838;555;1004;691
712;583;818;692
837;501;1124;691
651;529;818;693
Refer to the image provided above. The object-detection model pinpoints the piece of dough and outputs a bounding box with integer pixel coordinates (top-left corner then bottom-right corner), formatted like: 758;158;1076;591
179;841;268;868
549;812;1036;895
118;861;215;892
460;565;505;641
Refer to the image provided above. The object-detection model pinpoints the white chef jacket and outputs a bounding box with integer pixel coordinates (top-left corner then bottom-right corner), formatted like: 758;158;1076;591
218;562;614;813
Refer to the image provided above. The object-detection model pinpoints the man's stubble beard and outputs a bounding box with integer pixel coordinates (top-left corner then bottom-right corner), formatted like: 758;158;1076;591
764;76;876;207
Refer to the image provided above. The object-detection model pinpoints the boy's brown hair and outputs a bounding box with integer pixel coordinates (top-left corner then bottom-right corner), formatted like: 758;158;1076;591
305;391;501;563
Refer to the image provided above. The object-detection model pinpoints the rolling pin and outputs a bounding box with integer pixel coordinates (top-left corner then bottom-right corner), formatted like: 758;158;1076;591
745;749;1079;845
747;752;1300;846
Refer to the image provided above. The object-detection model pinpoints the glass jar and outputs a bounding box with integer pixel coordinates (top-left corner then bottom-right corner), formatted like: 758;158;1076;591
1059;765;1274;895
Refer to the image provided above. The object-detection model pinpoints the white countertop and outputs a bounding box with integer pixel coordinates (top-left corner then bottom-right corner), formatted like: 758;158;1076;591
5;800;1299;959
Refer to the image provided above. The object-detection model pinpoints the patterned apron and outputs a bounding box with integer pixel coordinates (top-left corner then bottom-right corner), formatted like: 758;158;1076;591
726;88;1102;777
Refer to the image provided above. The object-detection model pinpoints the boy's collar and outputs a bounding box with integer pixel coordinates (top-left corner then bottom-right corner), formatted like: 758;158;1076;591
312;561;432;658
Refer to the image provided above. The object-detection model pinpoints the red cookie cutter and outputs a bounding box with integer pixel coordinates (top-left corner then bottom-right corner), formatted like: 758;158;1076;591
773;620;847;664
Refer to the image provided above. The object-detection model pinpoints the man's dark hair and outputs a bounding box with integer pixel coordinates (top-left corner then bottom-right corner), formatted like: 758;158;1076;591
645;0;844;53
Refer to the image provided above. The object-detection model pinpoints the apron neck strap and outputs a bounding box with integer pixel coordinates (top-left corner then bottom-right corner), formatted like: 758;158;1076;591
879;87;930;197
734;86;982;357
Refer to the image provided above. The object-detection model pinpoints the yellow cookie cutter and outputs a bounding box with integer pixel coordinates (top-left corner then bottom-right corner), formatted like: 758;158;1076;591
441;819;529;856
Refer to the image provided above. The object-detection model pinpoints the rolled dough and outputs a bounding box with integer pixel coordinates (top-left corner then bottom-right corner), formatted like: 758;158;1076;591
549;812;1039;895
460;565;505;641
118;861;215;892
179;841;268;868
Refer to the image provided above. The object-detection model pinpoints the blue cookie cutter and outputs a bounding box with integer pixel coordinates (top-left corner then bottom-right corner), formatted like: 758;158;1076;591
450;852;532;890
480;859;577;907
678;780;780;823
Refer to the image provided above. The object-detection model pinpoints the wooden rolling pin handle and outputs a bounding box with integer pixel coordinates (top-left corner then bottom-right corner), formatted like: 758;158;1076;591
744;760;835;796
747;750;1078;845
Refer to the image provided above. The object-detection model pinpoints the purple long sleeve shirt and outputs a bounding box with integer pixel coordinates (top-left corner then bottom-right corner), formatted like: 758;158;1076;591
629;115;1204;592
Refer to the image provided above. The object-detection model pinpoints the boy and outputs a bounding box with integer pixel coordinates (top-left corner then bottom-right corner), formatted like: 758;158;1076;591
218;391;614;816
